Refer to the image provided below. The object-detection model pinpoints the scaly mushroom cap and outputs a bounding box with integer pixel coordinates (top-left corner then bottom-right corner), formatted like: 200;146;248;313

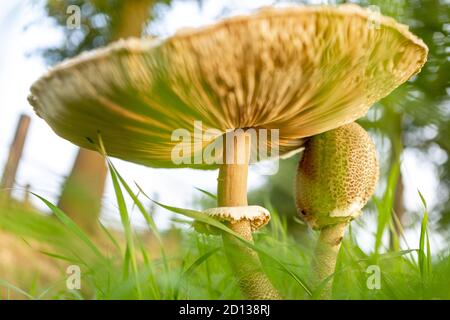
28;4;427;169
296;122;379;230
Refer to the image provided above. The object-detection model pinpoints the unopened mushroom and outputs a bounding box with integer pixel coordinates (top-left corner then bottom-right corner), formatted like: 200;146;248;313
296;122;378;299
29;4;427;299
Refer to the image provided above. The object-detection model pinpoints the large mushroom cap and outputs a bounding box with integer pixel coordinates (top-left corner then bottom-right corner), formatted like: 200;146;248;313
29;4;427;169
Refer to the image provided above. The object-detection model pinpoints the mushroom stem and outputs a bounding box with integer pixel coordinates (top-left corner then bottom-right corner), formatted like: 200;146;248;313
311;222;348;299
217;131;281;300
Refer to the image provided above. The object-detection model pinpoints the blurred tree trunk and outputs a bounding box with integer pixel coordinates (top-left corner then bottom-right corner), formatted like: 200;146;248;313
0;114;31;204
58;0;154;233
113;0;154;40
58;150;107;233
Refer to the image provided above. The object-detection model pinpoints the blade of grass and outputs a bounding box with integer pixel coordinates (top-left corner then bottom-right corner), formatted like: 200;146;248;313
0;280;35;300
419;212;428;278
199;236;214;298
99;222;121;252
31;193;105;260
374;161;400;253
355;249;417;263
134;181;174;287
137;238;161;299
39;250;82;264
418;190;432;280
194;187;217;200
112;165;162;243
97;133;162;240
105;158;170;289
174;247;220;299
108;164;142;299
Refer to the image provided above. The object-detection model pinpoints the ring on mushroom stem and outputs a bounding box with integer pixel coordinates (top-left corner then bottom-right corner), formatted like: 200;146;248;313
217;130;281;299
29;4;428;300
296;123;379;299
194;132;281;299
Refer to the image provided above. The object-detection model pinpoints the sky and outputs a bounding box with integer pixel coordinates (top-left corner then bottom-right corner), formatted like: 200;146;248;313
0;0;444;252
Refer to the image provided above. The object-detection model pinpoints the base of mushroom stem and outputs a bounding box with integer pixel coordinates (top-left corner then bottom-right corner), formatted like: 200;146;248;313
311;222;348;300
222;220;282;300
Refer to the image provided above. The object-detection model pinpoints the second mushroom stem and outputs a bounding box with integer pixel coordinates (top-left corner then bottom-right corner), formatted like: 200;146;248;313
311;222;348;299
217;130;281;300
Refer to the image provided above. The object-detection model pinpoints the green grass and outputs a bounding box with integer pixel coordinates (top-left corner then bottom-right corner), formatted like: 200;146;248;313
0;160;449;300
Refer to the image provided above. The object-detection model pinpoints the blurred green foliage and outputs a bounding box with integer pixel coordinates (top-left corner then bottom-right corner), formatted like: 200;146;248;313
40;0;203;63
